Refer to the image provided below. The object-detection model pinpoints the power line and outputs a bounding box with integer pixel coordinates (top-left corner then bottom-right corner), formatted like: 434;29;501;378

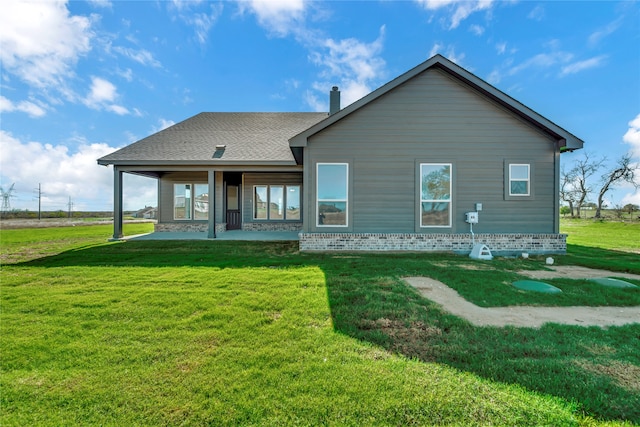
33;183;43;220
1;183;16;212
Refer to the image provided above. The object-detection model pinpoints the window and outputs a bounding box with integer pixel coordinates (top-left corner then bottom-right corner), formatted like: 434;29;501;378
286;186;301;220
509;164;530;196
254;186;268;219
174;183;208;220
174;184;191;220
270;186;284;220
194;184;209;220
253;185;300;220
420;163;451;227
317;163;348;227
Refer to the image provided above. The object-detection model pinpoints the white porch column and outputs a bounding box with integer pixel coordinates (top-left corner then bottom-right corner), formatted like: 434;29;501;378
113;166;123;239
208;169;216;238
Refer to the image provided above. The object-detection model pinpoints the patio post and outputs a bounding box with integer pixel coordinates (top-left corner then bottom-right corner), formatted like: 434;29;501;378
113;166;123;239
208;169;216;238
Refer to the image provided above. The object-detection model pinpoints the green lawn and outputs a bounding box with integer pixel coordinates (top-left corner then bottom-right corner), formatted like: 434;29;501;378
1;221;639;425
562;218;640;252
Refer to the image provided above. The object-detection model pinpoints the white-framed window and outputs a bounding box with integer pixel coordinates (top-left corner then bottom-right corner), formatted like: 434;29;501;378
174;183;208;220
509;164;530;196
317;163;348;227
420;163;452;228
253;185;300;220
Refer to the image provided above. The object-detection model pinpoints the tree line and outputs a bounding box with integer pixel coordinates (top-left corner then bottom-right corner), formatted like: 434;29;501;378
560;153;639;218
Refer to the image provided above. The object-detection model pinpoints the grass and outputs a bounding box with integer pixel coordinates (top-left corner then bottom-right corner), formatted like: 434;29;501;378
1;220;639;425
561;218;640;253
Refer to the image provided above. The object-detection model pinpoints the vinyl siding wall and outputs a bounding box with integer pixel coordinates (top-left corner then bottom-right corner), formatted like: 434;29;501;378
304;68;559;234
158;171;223;224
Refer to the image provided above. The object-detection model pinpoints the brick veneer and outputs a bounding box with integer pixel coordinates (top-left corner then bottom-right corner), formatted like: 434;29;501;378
155;222;226;234
242;222;303;232
299;233;567;255
154;222;302;233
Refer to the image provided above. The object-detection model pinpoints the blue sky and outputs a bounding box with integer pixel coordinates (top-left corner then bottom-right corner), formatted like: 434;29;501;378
1;0;639;212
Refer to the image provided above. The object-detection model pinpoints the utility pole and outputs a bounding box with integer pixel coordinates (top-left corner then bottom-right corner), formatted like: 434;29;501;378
67;196;73;218
34;183;42;220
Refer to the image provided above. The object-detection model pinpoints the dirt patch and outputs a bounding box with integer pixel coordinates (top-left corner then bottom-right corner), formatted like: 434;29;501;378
405;273;640;328
518;265;640;281
432;262;495;271
575;360;640;392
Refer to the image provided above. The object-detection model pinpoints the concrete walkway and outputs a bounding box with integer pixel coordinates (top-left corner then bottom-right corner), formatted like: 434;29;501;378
123;230;299;241
405;276;640;328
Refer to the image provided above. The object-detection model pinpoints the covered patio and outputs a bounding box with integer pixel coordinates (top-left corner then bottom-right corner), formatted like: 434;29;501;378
121;229;300;241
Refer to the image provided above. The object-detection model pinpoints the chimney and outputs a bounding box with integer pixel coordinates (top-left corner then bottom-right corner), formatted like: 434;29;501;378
329;86;340;115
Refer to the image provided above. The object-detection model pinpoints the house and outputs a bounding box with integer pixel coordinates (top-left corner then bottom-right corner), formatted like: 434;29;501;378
133;206;157;219
98;54;583;254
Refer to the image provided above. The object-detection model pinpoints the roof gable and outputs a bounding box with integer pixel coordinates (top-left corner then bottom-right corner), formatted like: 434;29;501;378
289;54;583;152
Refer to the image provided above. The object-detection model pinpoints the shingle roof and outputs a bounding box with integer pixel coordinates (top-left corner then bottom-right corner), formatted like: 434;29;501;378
98;112;327;166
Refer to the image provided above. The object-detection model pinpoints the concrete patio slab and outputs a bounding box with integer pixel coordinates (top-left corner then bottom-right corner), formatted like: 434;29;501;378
122;230;300;241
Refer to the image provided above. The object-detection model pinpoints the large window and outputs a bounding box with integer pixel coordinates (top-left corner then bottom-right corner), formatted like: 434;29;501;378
174;183;208;220
509;164;530;196
317;163;348;227
253;185;300;220
420;163;451;227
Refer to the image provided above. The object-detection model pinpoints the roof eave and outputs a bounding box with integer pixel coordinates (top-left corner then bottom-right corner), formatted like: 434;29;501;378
97;159;299;167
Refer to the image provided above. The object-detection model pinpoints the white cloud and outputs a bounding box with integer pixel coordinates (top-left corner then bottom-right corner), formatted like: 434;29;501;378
507;51;573;76
0;95;47;118
113;46;162;68
486;69;501;85
0;0;92;89
308;26;387;109
527;5;544;21
86;77;117;104
88;0;112;8
106;105;130;116
152;118;176;133
429;43;465;65
168;1;223;44
560;55;607;77
495;42;507;55
623;113;640;159
588;18;622;46
414;0;495;29
83;76;129;115
0;130;156;211
240;0;306;37
116;67;134;82
469;24;484;36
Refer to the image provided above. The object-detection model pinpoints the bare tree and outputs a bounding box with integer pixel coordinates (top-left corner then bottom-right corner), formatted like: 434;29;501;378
570;153;605;218
595;154;640;218
559;166;579;217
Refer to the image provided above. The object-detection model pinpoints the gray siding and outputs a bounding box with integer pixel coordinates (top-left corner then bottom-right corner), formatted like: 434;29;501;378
304;68;559;234
158;171;223;224
242;172;302;224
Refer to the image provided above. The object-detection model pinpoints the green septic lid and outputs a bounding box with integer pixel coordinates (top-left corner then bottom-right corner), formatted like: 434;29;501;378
589;278;638;289
512;280;562;294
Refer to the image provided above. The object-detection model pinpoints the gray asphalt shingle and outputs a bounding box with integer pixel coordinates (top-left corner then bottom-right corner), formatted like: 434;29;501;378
98;112;327;165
